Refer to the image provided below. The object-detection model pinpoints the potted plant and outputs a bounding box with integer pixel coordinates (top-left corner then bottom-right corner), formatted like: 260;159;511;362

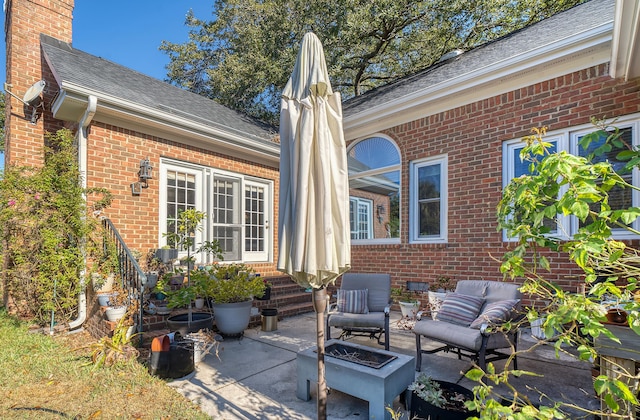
91;235;120;293
162;209;222;334
87;307;140;368
391;287;421;319
255;277;272;301
154;246;178;264
206;263;267;335
104;280;129;322
406;374;478;420
428;276;455;319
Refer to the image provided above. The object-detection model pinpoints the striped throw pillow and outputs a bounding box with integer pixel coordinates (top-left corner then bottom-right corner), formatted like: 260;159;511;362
436;293;485;326
470;299;520;329
337;289;369;314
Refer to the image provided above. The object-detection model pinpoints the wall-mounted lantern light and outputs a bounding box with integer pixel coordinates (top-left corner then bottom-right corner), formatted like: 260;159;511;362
376;204;386;223
131;157;153;196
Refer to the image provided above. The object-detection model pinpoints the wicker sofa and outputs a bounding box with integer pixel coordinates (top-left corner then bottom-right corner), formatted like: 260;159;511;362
413;280;522;371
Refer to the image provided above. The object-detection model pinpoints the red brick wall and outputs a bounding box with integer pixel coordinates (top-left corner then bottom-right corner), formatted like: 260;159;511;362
348;64;640;299
85;122;280;277
5;0;73;166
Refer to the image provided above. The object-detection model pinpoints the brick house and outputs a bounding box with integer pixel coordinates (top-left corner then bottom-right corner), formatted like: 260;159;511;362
341;0;640;298
4;0;281;333
4;0;640;332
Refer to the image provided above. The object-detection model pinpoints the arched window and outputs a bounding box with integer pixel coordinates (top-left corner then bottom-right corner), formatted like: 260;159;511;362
347;136;401;242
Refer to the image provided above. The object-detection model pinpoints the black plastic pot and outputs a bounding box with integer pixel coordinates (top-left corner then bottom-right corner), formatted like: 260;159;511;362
256;286;271;300
406;381;478;420
149;339;194;379
166;312;214;335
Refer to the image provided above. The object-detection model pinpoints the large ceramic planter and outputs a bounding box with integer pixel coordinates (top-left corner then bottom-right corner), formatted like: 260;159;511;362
399;301;420;318
406;381;478;420
166;312;214;335
213;299;253;335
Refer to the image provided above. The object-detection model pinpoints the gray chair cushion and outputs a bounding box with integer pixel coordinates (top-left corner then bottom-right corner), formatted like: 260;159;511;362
413;319;513;351
341;273;391;312
455;280;521;304
328;312;386;329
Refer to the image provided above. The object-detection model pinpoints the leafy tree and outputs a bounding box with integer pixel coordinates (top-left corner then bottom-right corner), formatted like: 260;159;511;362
161;0;585;125
473;121;640;418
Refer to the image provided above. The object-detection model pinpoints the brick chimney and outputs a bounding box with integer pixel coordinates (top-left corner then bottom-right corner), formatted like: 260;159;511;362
4;0;74;166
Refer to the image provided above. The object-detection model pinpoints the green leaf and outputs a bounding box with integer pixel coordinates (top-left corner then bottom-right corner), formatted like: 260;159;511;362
616;150;636;161
604;393;619;412
571;201;590;220
465;368;484;382
620;208;640;225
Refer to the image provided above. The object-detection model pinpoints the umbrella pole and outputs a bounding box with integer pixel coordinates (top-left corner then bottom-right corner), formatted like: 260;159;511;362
312;287;328;420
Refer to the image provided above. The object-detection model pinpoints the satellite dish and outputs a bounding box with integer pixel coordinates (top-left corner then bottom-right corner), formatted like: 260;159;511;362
22;80;46;106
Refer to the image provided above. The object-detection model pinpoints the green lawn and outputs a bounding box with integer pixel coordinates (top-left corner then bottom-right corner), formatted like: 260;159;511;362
0;309;210;419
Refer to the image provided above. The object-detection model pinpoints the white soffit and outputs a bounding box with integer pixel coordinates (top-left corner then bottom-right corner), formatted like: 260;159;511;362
611;0;640;81
50;84;280;167
344;23;613;140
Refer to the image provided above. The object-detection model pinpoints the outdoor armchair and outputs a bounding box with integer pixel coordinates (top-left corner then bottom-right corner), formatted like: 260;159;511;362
414;280;521;371
326;273;392;350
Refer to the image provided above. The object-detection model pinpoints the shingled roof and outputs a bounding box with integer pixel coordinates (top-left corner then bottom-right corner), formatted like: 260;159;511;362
41;34;276;146
343;0;614;119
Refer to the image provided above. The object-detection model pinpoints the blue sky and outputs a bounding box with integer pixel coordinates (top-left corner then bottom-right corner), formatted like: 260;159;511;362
1;1;214;91
1;1;215;168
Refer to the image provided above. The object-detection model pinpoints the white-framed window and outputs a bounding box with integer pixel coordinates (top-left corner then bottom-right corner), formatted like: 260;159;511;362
571;124;638;239
347;135;401;244
349;197;373;239
159;158;272;263
502;116;640;241
502;135;569;241
410;155;448;243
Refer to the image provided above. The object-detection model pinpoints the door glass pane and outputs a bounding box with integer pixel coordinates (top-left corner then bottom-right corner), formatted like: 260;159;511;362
165;171;196;248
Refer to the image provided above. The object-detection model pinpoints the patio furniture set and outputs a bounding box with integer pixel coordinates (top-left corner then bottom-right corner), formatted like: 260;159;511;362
297;273;522;419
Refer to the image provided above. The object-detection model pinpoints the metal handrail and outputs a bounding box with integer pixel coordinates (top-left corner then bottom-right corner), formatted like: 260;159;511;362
101;218;146;344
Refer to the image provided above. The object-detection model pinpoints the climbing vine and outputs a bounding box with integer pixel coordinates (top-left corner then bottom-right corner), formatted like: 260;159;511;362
0;129;111;325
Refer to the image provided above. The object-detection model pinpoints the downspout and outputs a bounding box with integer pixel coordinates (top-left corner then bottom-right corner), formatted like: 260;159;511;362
68;95;97;330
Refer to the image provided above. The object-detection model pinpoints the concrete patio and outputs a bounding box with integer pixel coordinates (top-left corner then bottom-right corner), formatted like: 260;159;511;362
168;311;598;419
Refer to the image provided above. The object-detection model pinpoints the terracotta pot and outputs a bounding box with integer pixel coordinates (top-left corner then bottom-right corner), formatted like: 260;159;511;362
606;308;628;324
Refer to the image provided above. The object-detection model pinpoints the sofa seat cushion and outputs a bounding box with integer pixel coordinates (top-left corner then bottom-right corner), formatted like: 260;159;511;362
327;312;385;329
413;319;513;351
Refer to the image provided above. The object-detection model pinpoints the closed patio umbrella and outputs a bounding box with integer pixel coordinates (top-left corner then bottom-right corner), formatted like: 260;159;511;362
278;32;351;419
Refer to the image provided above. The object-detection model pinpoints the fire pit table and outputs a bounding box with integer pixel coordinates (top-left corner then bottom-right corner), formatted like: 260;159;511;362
297;339;415;420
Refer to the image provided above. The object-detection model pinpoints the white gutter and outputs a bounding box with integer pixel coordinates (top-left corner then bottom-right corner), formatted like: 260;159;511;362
68;95;97;331
611;0;640;80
